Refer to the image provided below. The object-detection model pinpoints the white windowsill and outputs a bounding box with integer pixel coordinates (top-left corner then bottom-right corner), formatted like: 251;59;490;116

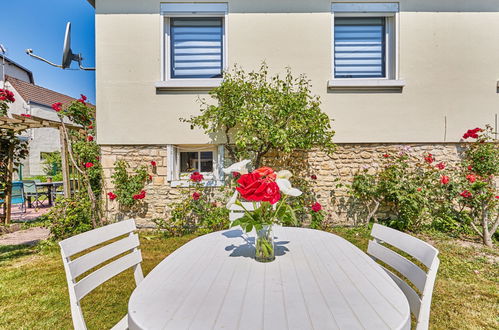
328;79;406;91
155;79;222;91
170;180;224;188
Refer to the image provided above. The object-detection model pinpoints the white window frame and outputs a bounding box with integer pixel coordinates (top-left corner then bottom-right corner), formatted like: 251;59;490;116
157;3;228;90
329;2;405;90
167;145;224;187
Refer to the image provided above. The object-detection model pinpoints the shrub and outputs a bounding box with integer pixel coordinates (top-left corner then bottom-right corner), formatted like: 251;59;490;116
111;160;149;209
46;196;93;240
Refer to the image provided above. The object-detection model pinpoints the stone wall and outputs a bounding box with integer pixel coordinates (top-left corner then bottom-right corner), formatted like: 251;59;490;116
101;144;463;227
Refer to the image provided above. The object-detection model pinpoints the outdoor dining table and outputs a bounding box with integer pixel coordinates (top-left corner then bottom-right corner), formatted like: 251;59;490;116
35;181;63;206
128;226;411;330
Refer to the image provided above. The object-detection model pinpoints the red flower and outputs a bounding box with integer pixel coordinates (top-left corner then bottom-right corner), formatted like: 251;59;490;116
133;190;146;200
495;196;499;199
440;175;450;184
436;162;446;170
311;202;322;212
190;171;204;182
311;174;317;180
232;171;241;178
253;166;277;181
77;94;87;105
236;172;281;204
52;102;63;112
383;153;390;158
84;162;94;168
0;89;15;102
417;187;422;192
463;127;481;139
466;174;476;183
468;165;473;171
20;114;31;118
88;125;93;129
148;174;152;181
424;153;435;164
192;192;201;200
460;190;472;198
107;192;117;200
87;135;94;142
150;161;157;167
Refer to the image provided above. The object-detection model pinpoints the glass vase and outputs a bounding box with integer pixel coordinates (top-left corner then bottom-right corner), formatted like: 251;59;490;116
255;225;275;262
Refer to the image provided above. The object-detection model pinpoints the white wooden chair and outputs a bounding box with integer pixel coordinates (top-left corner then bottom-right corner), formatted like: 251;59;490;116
229;202;258;221
367;224;440;330
59;219;144;330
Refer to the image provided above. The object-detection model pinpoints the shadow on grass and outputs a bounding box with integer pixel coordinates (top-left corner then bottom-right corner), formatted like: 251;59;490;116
0;244;39;263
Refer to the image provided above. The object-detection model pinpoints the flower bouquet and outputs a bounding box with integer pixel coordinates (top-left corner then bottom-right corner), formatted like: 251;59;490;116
225;160;302;262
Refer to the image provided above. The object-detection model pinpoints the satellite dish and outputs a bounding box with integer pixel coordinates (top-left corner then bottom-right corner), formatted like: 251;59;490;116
62;22;76;69
26;22;95;71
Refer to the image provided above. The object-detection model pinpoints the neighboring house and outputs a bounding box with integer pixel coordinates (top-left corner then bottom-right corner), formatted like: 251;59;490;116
90;0;499;224
0;54;34;84
3;74;77;177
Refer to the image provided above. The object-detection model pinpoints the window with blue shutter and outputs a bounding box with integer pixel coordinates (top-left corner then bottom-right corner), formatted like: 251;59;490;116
170;17;224;79
334;17;386;79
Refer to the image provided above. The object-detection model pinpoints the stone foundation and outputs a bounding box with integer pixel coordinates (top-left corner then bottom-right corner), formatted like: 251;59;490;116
101;144;463;227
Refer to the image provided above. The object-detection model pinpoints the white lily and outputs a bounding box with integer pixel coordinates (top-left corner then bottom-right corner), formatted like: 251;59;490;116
276;178;302;197
226;190;239;209
223;159;251;175
277;170;292;179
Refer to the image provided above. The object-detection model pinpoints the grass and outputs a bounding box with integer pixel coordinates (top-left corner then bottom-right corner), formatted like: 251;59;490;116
0;228;497;329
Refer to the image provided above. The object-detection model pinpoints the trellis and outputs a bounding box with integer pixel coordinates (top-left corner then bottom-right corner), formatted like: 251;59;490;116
0;114;82;224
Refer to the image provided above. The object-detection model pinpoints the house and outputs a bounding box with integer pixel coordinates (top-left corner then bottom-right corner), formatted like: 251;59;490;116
90;0;499;224
3;73;78;177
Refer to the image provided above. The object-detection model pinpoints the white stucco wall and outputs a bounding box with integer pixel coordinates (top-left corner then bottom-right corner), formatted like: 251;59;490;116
94;0;499;144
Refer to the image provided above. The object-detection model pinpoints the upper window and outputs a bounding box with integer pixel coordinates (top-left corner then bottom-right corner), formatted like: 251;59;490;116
162;3;227;81
334;17;386;78
332;2;398;80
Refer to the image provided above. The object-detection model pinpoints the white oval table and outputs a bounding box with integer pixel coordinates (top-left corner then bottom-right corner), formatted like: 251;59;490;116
128;227;410;330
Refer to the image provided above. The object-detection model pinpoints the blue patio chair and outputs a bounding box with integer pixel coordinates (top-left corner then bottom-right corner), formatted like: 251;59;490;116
0;182;27;213
23;180;47;208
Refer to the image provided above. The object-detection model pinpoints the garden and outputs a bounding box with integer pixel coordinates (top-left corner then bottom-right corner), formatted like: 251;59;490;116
0;65;498;329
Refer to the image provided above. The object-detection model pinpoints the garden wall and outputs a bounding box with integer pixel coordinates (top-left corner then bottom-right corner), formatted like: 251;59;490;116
101;144;462;227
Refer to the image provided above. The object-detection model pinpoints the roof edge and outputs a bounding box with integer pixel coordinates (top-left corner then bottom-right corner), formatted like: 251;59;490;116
87;0;95;8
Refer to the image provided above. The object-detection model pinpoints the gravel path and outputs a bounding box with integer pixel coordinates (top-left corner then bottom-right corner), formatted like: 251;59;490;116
0;227;50;246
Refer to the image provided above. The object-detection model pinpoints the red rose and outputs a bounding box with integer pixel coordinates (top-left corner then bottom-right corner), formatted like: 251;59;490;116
495;196;499;199
383;153;390;158
52;102;63;112
88;125;93;129
424;153;435;164
253;166;277;181
150;161;157;167
466;174;476;183
87;135;94;142
468;165;473;171
148;174;152;181
0;89;15;102
311;202;322;212
417;187;422;192
311;174;317;180
80;94;87;101
84;162;94;168
107;192;117;200
190;171;204;182
463;128;481;139
440;175;450;184
436;162;445;170
460;190;472;198
236;172;281;204
21;114;31;118
192;192;201;200
133;190;146;200
232;171;241;178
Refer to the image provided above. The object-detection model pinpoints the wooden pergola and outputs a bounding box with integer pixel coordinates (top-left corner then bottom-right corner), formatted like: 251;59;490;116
0;114;82;224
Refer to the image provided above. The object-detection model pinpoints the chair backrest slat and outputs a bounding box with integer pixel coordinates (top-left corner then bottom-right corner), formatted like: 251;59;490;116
229;202;258;221
371;223;438;268
60;219;136;258
74;249;142;301
68;233;140;279
368;240;427;292
368;224;439;330
381;265;422;317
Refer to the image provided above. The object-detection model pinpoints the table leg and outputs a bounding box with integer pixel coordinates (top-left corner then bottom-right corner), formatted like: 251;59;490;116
48;186;53;206
27;196;32;208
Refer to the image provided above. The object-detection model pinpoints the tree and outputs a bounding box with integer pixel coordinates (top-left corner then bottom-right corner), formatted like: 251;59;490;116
182;63;335;167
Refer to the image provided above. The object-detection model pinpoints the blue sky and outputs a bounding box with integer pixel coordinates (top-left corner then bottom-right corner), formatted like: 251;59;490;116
1;0;95;103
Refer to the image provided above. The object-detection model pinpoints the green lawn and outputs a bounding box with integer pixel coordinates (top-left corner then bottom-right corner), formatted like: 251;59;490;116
0;228;497;329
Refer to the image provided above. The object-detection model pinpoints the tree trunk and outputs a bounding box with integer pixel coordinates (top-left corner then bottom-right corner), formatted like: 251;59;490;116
365;199;380;228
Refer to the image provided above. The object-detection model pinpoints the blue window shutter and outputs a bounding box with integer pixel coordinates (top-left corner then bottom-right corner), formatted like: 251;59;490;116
170;18;223;79
334;17;386;78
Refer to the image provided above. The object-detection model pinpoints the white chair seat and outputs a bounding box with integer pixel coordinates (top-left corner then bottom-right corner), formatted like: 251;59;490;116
110;315;128;330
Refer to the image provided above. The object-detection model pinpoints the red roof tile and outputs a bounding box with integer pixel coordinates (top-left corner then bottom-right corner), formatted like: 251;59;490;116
5;75;93;108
